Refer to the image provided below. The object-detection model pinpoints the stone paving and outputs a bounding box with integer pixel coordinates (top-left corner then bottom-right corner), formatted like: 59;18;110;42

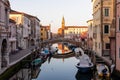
9;46;35;65
0;46;36;74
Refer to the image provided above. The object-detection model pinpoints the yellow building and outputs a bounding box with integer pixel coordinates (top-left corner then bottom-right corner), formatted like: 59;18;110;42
40;25;51;41
92;0;114;56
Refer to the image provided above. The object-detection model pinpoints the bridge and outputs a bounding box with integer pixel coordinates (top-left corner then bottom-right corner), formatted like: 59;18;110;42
39;38;83;48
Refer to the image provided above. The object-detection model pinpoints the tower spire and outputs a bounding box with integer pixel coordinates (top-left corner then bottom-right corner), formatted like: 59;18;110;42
62;16;65;29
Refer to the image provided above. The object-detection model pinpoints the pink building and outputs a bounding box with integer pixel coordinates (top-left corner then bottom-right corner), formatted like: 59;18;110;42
116;0;120;72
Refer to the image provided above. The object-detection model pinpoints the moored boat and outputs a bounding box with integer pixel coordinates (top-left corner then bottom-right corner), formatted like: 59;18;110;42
31;58;42;66
76;62;94;73
74;47;94;73
96;64;110;78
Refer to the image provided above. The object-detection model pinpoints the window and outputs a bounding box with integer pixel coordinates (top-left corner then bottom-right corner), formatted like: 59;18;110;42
41;38;43;41
104;8;109;16
0;5;1;20
95;42;97;48
106;43;110;49
104;25;109;33
119;18;120;31
99;43;100;49
119;48;120;58
5;8;8;26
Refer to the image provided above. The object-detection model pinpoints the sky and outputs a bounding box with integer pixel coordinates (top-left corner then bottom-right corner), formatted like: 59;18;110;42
9;0;93;33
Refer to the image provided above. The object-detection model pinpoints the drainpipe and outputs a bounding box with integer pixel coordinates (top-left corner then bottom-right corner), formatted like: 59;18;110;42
114;0;117;70
101;0;103;56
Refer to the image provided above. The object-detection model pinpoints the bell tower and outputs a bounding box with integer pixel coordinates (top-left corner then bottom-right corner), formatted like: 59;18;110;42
61;16;65;37
62;16;65;29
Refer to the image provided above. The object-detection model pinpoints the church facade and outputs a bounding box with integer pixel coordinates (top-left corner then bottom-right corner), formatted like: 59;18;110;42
58;17;88;41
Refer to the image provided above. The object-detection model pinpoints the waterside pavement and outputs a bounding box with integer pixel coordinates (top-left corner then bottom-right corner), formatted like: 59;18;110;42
0;46;36;74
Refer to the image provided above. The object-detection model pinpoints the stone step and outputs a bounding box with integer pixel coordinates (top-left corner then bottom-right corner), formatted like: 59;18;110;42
96;57;105;63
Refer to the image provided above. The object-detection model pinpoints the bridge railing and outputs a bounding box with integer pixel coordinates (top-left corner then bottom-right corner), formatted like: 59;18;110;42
39;38;85;48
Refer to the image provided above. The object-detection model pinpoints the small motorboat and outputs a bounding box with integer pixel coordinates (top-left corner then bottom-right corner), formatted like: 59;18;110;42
96;64;110;78
74;47;94;73
50;46;58;54
40;48;49;59
31;58;42;66
75;70;93;80
76;62;94;73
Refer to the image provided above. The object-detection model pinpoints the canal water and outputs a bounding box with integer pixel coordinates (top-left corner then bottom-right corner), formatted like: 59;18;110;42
9;43;120;80
34;57;79;80
10;56;120;80
32;56;119;80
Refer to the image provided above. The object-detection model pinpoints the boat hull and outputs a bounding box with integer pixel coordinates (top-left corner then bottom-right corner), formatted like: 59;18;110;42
76;66;93;73
31;58;42;67
96;64;110;78
98;73;110;78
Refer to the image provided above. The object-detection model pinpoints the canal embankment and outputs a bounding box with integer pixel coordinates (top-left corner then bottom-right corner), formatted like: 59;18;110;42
86;49;120;78
0;46;39;80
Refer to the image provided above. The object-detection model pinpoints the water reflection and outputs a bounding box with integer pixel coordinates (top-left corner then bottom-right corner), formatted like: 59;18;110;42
47;55;52;63
9;68;31;80
31;67;41;79
52;43;71;54
35;57;78;80
9;56;120;80
9;42;120;80
75;70;93;80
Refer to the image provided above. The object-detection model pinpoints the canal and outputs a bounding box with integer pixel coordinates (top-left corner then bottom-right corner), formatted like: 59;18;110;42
32;57;119;80
9;43;120;80
34;57;78;80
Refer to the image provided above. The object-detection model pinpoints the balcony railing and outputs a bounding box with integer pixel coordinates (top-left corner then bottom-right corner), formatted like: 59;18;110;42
0;27;10;37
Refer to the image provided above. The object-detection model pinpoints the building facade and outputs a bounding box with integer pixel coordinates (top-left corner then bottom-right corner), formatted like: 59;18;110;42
58;17;88;41
0;0;10;70
92;0;114;56
27;15;40;46
116;0;120;72
10;10;31;49
87;19;93;50
9;19;17;55
10;10;41;49
40;25;51;41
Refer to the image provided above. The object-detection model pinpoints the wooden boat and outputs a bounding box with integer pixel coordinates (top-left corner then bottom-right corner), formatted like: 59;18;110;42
52;52;74;58
50;46;58;54
31;58;42;66
96;64;110;78
75;70;93;80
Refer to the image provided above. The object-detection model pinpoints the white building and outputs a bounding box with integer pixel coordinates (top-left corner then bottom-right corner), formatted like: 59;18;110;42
10;10;31;49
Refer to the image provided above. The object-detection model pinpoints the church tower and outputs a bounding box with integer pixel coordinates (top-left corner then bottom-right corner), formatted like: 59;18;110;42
61;16;65;37
62;16;65;29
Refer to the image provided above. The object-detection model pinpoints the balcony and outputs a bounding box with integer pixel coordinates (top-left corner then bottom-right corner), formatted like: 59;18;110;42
0;26;10;37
